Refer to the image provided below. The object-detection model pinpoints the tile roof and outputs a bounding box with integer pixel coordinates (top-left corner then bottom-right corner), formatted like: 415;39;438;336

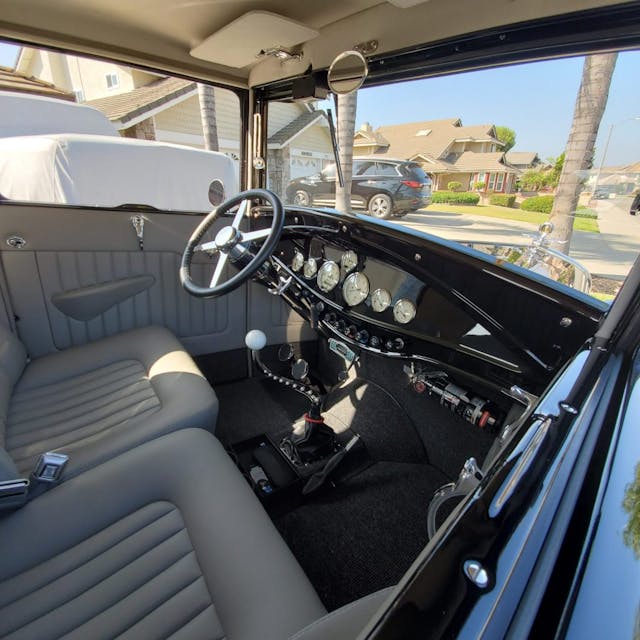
451;151;515;173
369;118;502;161
268;109;327;146
86;77;195;125
505;151;539;166
0;65;75;101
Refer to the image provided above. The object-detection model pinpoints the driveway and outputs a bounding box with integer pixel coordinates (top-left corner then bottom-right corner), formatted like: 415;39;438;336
396;196;640;280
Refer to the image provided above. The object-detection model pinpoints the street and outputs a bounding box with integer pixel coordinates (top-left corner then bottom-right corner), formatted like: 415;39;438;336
396;196;640;280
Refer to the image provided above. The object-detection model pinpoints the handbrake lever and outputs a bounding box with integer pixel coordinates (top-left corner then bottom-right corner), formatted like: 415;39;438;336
302;434;360;495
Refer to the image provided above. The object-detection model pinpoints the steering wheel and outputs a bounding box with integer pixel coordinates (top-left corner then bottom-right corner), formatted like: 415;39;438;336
180;189;285;298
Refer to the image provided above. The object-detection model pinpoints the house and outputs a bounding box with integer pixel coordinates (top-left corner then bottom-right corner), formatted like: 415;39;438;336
354;118;519;193
14;47;334;192
505;151;546;171
0;65;75;101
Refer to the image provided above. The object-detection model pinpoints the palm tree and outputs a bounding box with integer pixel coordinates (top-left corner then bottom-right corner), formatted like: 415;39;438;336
197;83;219;151
335;91;358;214
549;53;617;252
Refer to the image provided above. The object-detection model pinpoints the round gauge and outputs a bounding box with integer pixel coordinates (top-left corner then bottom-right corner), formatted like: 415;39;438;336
303;258;318;279
342;272;370;307
341;250;358;273
317;261;340;292
291;250;304;272
371;288;392;313
393;298;417;324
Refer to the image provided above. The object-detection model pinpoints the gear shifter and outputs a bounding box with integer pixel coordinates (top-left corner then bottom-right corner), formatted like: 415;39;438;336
245;330;337;465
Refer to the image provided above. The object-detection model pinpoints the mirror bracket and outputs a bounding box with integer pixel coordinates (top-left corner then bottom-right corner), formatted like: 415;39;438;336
354;40;378;56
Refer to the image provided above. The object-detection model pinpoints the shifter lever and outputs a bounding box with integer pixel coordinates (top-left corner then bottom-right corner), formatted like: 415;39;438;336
245;330;322;405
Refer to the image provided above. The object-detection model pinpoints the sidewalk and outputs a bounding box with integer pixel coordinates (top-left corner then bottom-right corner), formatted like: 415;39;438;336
397;197;640;280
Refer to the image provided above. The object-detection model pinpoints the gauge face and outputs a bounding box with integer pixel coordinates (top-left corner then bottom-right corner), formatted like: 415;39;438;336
317;261;340;292
341;250;358;273
371;288;392;313
291;250;304;272
393;298;417;324
342;272;370;307
303;258;318;279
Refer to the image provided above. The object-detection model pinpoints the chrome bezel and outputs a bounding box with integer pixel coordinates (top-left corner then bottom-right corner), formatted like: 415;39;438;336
316;260;340;292
291;250;304;272
371;288;392;313
393;298;417;324
342;271;370;307
303;257;318;279
341;250;358;273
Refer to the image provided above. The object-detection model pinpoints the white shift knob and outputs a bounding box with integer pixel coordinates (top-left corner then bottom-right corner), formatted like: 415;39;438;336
245;329;267;351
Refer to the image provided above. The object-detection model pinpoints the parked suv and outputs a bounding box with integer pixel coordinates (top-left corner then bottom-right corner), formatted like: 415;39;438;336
285;157;432;218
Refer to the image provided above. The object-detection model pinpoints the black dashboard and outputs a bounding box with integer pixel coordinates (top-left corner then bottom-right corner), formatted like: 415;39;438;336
259;207;605;395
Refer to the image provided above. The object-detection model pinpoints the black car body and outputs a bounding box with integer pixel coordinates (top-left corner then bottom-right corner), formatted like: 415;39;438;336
285;158;432;218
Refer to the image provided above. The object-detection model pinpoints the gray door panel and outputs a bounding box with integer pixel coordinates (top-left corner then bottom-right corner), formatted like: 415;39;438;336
0;204;246;357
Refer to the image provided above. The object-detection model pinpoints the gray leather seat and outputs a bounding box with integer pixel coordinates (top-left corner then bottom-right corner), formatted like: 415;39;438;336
0;325;218;480
0;429;326;640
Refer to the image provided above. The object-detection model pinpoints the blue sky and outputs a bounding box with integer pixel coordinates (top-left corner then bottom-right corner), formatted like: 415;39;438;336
1;41;638;166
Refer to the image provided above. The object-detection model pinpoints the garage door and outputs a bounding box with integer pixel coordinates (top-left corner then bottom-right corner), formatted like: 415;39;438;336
290;155;321;179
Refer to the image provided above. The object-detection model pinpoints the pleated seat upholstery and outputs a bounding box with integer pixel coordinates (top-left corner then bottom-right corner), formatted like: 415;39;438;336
0;325;218;479
0;429;327;640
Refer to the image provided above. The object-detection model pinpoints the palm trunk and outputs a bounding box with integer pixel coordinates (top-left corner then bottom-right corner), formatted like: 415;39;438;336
197;83;219;151
335;92;358;214
549;53;617;253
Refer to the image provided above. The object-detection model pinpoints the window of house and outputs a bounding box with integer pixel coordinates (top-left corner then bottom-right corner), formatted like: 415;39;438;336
73;88;85;102
105;72;119;89
495;173;505;191
487;173;496;190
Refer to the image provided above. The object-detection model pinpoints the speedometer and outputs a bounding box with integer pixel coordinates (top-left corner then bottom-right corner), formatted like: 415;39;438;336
393;298;416;324
342;272;369;307
317;261;340;292
341;250;358;273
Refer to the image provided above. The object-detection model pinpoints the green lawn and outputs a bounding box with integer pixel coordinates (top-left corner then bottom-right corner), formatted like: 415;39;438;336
425;204;600;233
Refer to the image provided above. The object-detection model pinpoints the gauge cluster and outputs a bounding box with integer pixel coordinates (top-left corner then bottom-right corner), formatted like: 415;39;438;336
289;243;420;328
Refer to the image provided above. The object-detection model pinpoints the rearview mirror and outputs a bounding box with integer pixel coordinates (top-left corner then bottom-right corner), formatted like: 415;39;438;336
327;50;368;95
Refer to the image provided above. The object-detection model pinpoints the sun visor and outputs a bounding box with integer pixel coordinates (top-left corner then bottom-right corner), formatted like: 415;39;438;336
190;11;319;68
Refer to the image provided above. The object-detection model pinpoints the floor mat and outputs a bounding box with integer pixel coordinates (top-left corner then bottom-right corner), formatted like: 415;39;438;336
273;461;448;611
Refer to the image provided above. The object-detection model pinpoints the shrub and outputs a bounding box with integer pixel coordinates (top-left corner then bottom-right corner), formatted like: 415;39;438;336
474;181;485;191
575;206;598;219
432;191;480;205
489;194;516;208
447;181;463;192
520;195;554;213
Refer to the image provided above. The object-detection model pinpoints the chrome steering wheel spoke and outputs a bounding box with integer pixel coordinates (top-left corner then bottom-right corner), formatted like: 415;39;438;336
239;228;271;243
230;199;250;230
209;251;229;287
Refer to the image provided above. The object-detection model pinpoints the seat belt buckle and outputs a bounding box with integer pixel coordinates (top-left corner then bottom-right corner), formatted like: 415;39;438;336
0;478;30;510
32;452;69;484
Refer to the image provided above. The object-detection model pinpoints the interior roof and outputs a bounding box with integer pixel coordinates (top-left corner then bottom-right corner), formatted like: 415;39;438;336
0;0;633;88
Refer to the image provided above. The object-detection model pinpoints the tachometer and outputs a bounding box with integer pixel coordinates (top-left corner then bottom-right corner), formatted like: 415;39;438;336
371;288;392;313
303;258;318;279
317;261;340;292
393;298;416;324
341;250;358;273
342;272;369;307
291;250;304;272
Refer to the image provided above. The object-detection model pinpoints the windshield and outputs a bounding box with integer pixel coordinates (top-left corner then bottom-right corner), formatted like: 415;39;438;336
268;50;640;304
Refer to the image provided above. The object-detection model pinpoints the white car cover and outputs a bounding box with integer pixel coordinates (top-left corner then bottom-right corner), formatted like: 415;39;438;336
0;91;119;138
0;133;238;211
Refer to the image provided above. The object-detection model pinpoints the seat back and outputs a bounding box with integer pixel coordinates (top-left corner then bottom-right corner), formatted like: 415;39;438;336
0;325;27;455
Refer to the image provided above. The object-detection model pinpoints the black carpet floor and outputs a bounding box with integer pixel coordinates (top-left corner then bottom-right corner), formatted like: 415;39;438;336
273;461;447;610
215;375;453;610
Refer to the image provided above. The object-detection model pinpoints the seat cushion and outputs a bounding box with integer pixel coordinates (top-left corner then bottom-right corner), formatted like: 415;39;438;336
5;326;218;478
0;429;326;640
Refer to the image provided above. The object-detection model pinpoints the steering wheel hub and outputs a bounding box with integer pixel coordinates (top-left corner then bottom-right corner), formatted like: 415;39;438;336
215;225;241;251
